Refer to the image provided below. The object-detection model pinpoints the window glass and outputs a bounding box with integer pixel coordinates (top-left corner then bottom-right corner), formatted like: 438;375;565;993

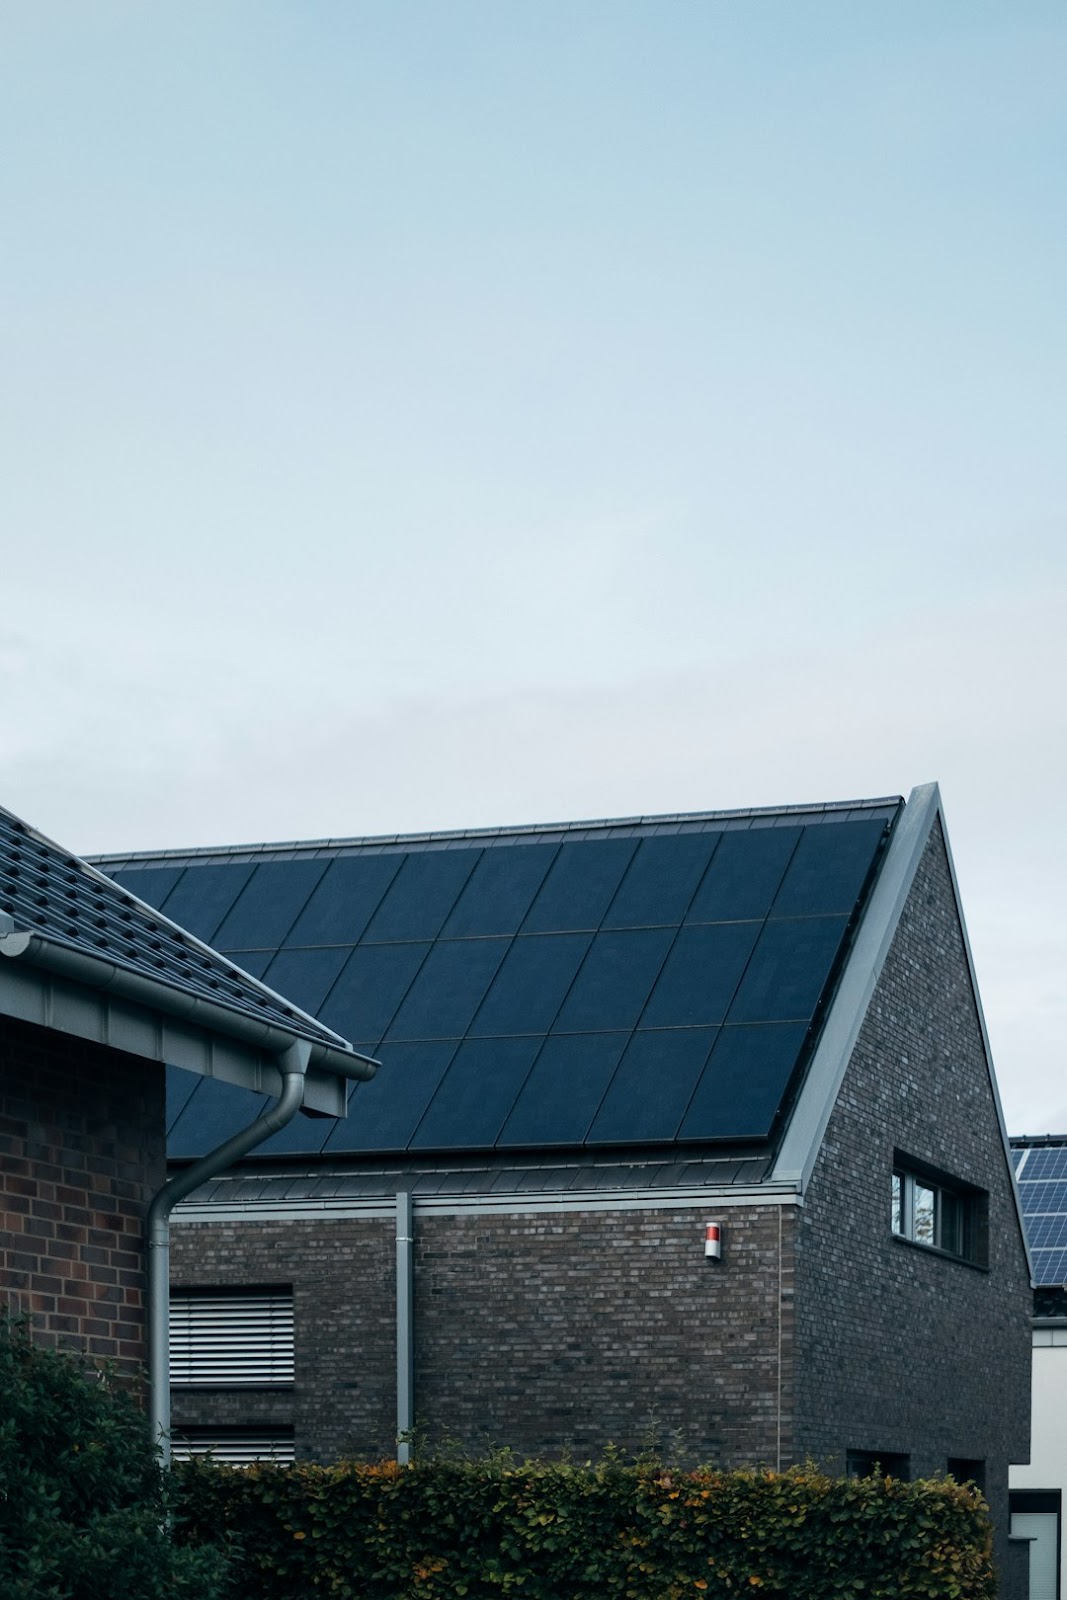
891;1171;903;1236
913;1182;936;1245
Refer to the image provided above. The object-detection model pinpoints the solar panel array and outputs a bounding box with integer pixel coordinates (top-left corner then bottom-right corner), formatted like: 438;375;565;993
105;811;896;1161
1013;1143;1067;1285
0;805;345;1050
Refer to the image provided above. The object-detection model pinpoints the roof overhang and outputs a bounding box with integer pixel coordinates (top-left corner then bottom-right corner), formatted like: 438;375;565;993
0;929;377;1118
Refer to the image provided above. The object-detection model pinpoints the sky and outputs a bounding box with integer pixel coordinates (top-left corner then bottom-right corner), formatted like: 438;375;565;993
1;3;1065;1135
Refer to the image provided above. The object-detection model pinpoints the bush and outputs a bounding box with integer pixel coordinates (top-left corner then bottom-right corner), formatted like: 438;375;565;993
0;1317;230;1600
174;1453;995;1600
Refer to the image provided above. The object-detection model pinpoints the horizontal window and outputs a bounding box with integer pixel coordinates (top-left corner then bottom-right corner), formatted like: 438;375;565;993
171;1425;295;1466
891;1160;986;1267
170;1288;294;1387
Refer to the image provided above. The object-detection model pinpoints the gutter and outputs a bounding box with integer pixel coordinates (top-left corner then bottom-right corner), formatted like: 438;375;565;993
0;927;375;1081
147;1040;312;1465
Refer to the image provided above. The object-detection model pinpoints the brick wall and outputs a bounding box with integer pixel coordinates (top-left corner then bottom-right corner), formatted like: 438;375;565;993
0;1014;165;1375
171;1199;796;1466
792;821;1031;1594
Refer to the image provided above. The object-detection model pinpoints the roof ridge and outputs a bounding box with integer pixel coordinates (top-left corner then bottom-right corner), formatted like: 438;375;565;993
89;795;905;865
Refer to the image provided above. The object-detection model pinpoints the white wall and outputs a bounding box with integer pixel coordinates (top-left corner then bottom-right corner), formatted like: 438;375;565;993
1010;1331;1067;1598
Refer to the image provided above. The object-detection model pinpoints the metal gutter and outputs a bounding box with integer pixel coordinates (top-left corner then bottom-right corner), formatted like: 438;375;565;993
0;928;375;1082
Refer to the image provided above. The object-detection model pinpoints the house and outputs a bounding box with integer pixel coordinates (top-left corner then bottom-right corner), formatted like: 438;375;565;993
0;799;373;1457
1010;1134;1067;1600
92;783;1032;1595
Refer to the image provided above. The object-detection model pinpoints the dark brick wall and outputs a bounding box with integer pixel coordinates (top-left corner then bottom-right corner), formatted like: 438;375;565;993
171;1201;796;1466
171;1216;396;1458
792;821;1031;1594
0;1014;165;1374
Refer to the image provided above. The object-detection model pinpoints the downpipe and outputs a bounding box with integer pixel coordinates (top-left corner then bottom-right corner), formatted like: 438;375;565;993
146;1040;311;1464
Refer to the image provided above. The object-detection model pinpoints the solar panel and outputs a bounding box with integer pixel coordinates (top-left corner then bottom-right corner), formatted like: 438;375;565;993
441;844;559;937
1031;1248;1067;1286
168;1078;267;1159
130;805;893;1161
213;860;329;950
386;939;509;1041
158;864;255;944
283;855;403;948
678;1022;809;1142
259;947;351;1016
686;828;800;924
409;1037;541;1150
586;1028;718;1146
640;923;761;1029
521;839;637;933
362;850;482;943
317;942;431;1041
468;934;592;1037
770;820;886;918
325;1041;459;1153
1020;1147;1067;1182
112;866;185;910
727;916;849;1025
1016;1179;1067;1216
498;1033;628;1148
553;928;675;1034
602;834;720;929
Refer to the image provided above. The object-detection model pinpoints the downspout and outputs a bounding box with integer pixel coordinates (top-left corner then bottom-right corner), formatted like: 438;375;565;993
147;1038;312;1465
396;1189;414;1464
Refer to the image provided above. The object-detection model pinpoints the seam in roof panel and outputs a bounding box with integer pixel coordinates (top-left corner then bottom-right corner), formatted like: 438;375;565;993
88;797;905;869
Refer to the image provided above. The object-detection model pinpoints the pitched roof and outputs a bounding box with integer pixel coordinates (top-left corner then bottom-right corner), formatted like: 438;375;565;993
92;796;902;1165
0;802;375;1113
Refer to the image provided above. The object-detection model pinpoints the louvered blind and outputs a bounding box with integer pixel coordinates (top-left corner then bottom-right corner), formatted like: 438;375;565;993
169;1291;294;1386
171;1430;296;1465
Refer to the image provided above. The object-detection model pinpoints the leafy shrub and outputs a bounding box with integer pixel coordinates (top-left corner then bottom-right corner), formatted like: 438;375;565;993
0;1317;230;1600
174;1453;994;1600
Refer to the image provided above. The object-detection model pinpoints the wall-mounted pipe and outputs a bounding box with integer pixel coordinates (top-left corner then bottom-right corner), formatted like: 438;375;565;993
146;1039;311;1464
396;1189;414;1464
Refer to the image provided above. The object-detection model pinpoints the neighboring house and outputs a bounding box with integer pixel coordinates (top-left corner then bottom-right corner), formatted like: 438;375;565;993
0;800;371;1433
93;783;1032;1597
1010;1134;1067;1600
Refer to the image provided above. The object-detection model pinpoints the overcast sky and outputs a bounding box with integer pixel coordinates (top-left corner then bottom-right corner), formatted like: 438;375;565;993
2;3;1064;1135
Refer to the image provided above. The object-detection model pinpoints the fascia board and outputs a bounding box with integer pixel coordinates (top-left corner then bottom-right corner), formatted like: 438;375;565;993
771;783;942;1191
0;959;347;1118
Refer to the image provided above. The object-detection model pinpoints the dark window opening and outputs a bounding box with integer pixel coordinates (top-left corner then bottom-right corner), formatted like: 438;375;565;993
947;1458;986;1492
846;1450;910;1481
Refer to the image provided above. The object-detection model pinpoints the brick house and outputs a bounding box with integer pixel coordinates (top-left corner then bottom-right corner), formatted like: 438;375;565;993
94;783;1032;1592
0;800;373;1443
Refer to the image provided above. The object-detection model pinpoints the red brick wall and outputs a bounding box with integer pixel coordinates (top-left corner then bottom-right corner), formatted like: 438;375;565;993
0;1015;165;1375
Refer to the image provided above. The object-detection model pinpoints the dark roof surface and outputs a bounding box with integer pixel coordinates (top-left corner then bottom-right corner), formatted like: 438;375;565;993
0;802;354;1055
93;798;903;1164
1012;1136;1067;1285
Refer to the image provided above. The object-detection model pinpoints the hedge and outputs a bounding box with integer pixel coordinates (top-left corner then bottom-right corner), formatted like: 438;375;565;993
0;1317;229;1600
173;1455;994;1600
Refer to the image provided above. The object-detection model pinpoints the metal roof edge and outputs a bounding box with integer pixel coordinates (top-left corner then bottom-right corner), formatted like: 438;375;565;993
87;796;906;867
771;783;941;1191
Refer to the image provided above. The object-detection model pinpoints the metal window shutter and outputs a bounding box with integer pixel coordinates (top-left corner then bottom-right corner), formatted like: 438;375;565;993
169;1292;294;1386
171;1432;296;1466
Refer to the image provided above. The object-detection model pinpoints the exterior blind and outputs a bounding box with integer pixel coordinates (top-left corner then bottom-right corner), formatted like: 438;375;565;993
169;1291;294;1386
171;1429;296;1466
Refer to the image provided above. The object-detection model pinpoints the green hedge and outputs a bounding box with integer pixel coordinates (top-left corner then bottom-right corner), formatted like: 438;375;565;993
0;1318;229;1600
174;1456;994;1600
